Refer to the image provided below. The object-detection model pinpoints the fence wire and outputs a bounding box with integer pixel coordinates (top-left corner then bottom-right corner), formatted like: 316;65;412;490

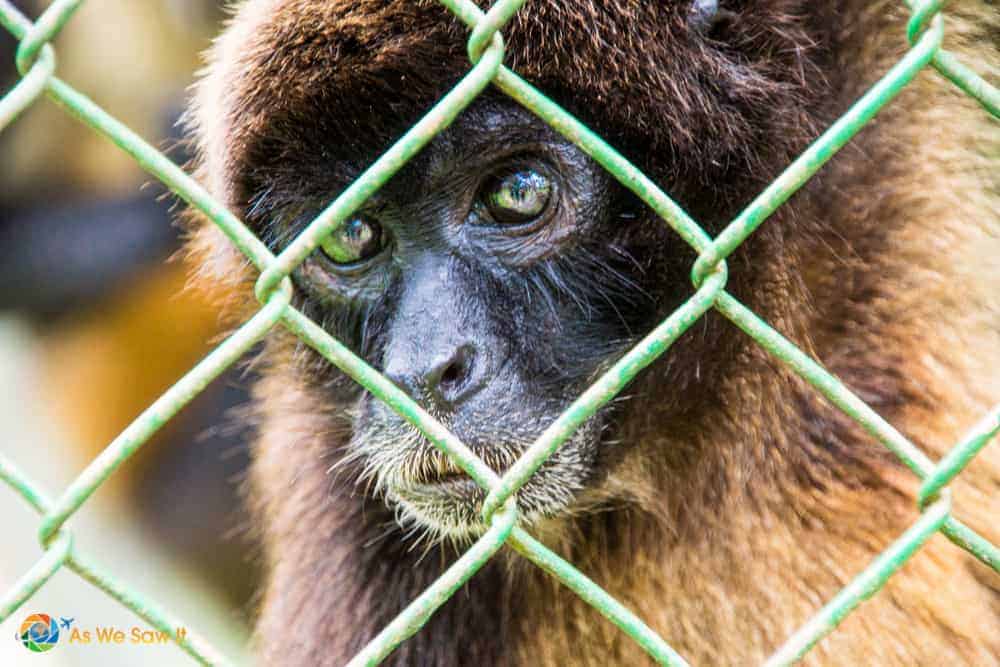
1;0;998;665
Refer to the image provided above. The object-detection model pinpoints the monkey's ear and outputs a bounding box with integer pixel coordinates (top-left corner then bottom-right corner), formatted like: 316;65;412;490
687;0;737;38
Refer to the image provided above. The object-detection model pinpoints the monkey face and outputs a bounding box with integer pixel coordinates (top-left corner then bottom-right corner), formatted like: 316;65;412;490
208;0;827;544
251;99;678;541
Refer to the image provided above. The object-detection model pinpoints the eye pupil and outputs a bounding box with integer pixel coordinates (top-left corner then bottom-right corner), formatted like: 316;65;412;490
484;168;552;224
320;215;385;265
345;218;371;245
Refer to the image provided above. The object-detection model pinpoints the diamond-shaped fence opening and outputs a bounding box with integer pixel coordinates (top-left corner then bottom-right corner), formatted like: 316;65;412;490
1;0;998;665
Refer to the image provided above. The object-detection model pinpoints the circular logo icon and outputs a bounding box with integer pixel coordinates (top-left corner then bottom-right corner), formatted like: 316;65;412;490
17;613;60;652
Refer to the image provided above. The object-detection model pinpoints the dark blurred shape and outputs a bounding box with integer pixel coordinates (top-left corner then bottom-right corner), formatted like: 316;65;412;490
0;192;179;319
1;16;259;613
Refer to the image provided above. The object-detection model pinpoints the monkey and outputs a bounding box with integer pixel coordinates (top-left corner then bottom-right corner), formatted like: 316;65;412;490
183;0;1000;664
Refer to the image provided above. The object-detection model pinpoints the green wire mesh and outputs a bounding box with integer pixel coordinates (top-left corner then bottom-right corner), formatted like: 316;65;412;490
1;0;998;664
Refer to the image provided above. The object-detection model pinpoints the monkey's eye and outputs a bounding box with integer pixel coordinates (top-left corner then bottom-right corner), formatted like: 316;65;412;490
319;215;385;265
688;0;735;37
481;168;553;225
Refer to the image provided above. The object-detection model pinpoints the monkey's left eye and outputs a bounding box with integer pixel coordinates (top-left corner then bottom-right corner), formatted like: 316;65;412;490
319;215;386;266
480;168;553;225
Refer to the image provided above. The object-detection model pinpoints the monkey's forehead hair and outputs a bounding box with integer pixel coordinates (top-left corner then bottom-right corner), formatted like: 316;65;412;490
190;0;834;211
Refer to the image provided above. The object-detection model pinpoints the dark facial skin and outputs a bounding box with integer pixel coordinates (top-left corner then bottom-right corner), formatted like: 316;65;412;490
246;96;691;541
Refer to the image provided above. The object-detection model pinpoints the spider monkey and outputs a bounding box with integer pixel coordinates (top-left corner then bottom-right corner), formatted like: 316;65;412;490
184;1;999;664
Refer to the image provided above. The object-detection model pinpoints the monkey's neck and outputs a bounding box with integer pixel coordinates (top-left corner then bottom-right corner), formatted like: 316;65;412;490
325;500;655;667
318;379;917;667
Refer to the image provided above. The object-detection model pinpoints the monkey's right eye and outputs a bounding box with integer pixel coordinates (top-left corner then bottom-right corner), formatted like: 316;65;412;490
319;215;386;266
480;167;553;226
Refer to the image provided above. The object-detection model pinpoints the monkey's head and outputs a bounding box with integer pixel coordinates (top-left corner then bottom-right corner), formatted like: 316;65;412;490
189;0;832;541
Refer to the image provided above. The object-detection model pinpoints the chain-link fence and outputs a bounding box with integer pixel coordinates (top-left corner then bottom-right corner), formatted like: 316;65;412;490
1;0;998;665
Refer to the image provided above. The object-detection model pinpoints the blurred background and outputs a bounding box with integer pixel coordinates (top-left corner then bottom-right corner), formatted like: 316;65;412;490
1;1;260;664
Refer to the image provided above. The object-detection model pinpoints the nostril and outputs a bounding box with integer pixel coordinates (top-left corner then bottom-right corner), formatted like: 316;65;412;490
429;344;477;404
439;358;465;388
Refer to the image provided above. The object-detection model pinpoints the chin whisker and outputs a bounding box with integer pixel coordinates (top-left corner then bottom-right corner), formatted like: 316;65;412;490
333;400;608;545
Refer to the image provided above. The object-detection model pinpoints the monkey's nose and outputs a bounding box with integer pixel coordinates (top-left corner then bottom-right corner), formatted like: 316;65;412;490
386;343;483;409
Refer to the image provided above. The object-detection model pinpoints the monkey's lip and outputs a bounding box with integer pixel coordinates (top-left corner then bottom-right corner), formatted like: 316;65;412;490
398;447;517;487
392;454;491;497
404;460;475;486
387;443;532;510
405;476;480;492
393;475;484;508
402;469;481;490
427;469;473;483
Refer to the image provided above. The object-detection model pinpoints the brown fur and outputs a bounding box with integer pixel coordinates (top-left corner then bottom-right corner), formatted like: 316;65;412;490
184;1;999;664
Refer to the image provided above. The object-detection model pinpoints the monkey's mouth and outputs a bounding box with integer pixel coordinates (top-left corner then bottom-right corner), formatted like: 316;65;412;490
383;453;494;541
378;438;596;542
394;474;485;512
405;454;494;486
391;450;504;510
395;465;485;506
348;411;605;542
